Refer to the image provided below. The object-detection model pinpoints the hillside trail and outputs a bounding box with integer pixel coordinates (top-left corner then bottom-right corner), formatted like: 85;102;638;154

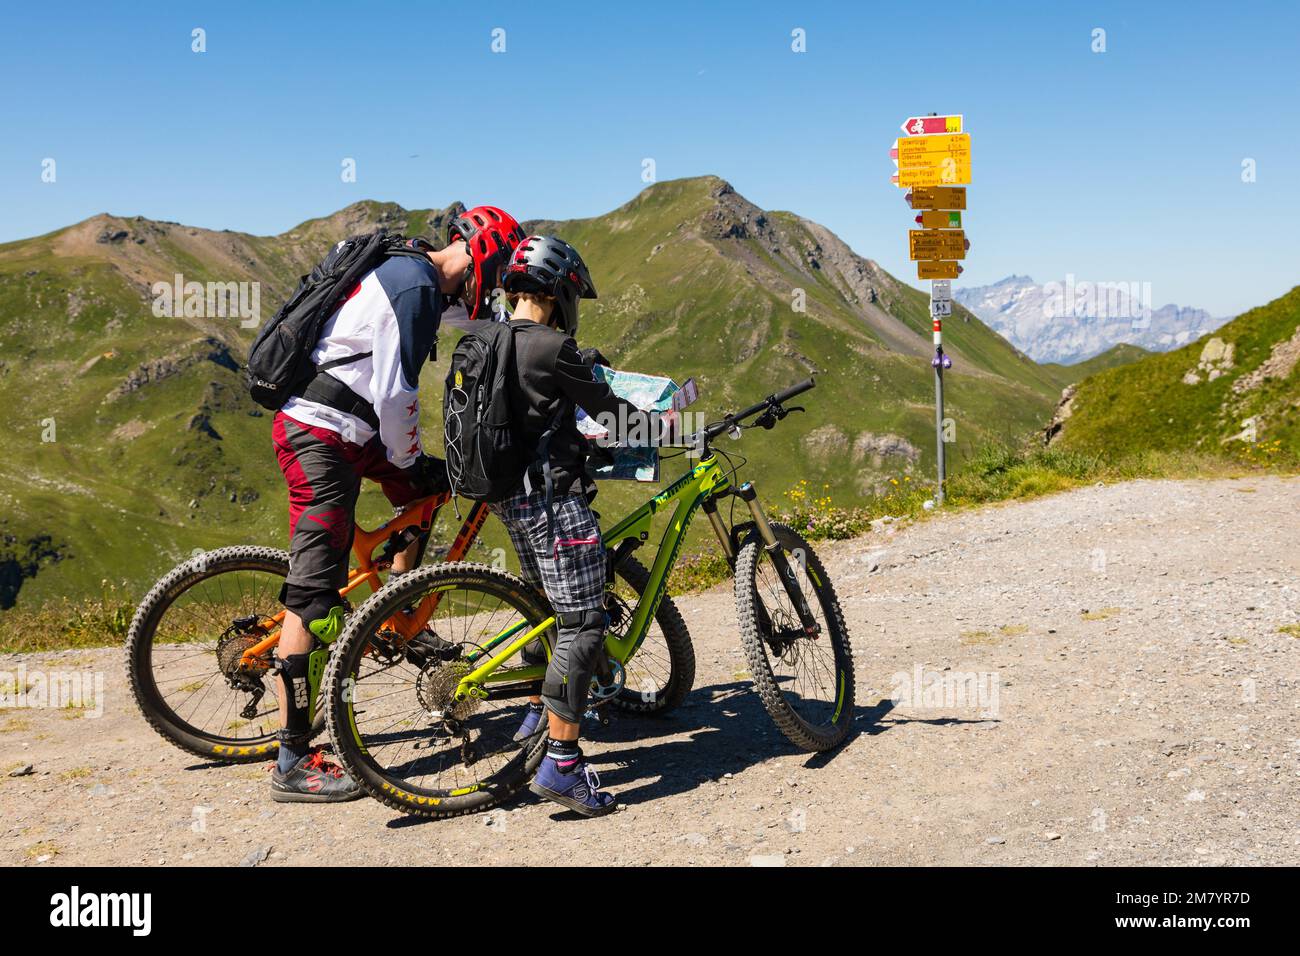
2;476;1297;867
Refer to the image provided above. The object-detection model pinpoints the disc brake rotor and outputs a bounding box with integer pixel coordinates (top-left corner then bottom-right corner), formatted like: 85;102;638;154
763;607;806;663
605;590;632;637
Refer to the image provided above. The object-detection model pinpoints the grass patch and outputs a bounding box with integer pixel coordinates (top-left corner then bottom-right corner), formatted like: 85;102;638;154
0;580;132;653
1278;624;1300;638
998;624;1029;636
1081;607;1122;621
26;841;59;860
667;549;732;594
960;630;1000;646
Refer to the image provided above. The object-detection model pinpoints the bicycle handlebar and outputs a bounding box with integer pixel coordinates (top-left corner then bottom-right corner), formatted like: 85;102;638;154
701;377;816;442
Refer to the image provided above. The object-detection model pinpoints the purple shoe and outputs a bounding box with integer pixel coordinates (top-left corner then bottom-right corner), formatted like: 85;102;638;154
529;751;618;817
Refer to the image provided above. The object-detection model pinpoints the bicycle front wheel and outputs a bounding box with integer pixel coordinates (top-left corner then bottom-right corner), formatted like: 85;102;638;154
734;522;855;751
324;563;552;819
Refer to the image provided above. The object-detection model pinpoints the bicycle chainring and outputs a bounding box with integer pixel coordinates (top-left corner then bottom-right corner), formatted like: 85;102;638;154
589;659;626;701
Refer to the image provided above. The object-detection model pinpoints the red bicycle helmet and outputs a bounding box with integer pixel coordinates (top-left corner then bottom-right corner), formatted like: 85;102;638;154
447;205;525;321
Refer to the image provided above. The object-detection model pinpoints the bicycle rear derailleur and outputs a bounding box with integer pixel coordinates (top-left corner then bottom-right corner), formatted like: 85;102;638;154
217;615;272;719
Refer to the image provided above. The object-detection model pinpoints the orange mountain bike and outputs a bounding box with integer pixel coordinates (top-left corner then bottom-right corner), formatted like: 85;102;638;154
126;492;693;763
125;492;488;762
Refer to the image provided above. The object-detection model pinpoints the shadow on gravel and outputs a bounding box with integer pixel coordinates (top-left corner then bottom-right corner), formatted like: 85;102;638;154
186;760;247;771
385;681;901;825
579;680;894;807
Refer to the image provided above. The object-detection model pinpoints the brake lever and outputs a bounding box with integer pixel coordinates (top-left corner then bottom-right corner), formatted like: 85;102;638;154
758;402;805;428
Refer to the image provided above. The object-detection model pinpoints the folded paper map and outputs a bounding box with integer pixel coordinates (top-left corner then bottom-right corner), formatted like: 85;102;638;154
576;367;681;482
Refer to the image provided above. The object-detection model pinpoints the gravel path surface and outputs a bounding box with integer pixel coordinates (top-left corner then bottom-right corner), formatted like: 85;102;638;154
3;476;1297;867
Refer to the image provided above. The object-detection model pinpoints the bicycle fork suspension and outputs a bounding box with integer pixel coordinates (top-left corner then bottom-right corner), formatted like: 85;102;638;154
736;482;820;636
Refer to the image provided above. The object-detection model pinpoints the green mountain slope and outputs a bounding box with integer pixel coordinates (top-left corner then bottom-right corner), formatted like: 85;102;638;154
1048;286;1300;457
1041;343;1150;389
0;176;1055;611
0;202;462;609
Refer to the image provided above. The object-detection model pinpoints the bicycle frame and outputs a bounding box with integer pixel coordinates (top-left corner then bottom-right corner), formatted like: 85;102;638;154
237;493;492;667
449;454;737;702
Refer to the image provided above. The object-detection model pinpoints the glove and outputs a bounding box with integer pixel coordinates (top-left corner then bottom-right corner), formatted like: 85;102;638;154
410;454;450;497
579;347;612;369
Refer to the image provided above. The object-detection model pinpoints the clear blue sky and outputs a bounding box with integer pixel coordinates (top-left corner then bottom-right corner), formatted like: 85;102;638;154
2;0;1296;316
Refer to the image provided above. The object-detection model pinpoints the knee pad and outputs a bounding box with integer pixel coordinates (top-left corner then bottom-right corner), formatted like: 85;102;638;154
281;584;345;640
541;608;608;723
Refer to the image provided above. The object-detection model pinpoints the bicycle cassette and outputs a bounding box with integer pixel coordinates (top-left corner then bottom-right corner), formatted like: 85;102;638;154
415;661;480;721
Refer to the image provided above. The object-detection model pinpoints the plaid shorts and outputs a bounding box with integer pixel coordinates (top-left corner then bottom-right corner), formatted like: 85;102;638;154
489;490;606;614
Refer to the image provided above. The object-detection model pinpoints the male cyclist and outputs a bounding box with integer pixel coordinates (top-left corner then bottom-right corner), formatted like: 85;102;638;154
270;207;524;802
491;235;671;816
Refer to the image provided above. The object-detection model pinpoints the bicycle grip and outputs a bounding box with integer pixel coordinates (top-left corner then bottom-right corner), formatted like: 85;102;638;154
773;377;815;405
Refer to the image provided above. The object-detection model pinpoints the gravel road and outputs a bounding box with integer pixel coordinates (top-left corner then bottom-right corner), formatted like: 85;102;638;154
3;476;1297;866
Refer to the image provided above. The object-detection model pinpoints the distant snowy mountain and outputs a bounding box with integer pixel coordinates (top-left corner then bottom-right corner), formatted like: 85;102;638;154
955;275;1228;365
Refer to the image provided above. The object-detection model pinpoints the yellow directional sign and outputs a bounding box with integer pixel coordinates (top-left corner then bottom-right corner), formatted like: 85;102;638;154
918;261;961;279
917;210;962;229
909;229;967;261
896;133;971;187
909;186;967;210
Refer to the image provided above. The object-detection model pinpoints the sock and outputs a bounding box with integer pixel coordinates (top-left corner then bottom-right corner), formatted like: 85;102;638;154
526;701;544;714
276;732;309;773
547;737;581;773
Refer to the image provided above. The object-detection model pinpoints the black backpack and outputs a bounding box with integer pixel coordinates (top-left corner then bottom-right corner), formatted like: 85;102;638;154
244;231;430;411
443;322;528;501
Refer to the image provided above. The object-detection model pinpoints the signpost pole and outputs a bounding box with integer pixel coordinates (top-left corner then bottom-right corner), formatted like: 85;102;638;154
933;303;946;505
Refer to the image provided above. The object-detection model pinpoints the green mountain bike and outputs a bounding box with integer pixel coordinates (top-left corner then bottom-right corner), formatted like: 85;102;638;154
322;378;855;818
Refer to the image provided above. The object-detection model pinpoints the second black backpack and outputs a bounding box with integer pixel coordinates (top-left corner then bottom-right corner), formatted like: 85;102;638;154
243;231;430;411
443;322;527;501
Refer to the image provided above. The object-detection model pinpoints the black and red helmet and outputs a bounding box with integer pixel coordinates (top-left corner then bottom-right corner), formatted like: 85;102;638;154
503;235;597;337
447;205;525;320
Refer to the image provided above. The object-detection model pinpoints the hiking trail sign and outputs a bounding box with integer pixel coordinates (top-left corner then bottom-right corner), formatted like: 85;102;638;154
892;114;973;505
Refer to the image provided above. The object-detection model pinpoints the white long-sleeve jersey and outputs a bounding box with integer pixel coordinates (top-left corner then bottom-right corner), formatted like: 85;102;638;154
280;254;442;468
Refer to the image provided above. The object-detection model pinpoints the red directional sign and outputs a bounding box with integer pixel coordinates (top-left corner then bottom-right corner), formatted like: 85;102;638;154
900;114;963;136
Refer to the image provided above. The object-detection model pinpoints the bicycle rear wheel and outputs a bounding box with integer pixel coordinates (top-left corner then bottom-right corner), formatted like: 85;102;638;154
606;555;695;715
734;522;855;751
125;546;325;763
324;563;551;818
